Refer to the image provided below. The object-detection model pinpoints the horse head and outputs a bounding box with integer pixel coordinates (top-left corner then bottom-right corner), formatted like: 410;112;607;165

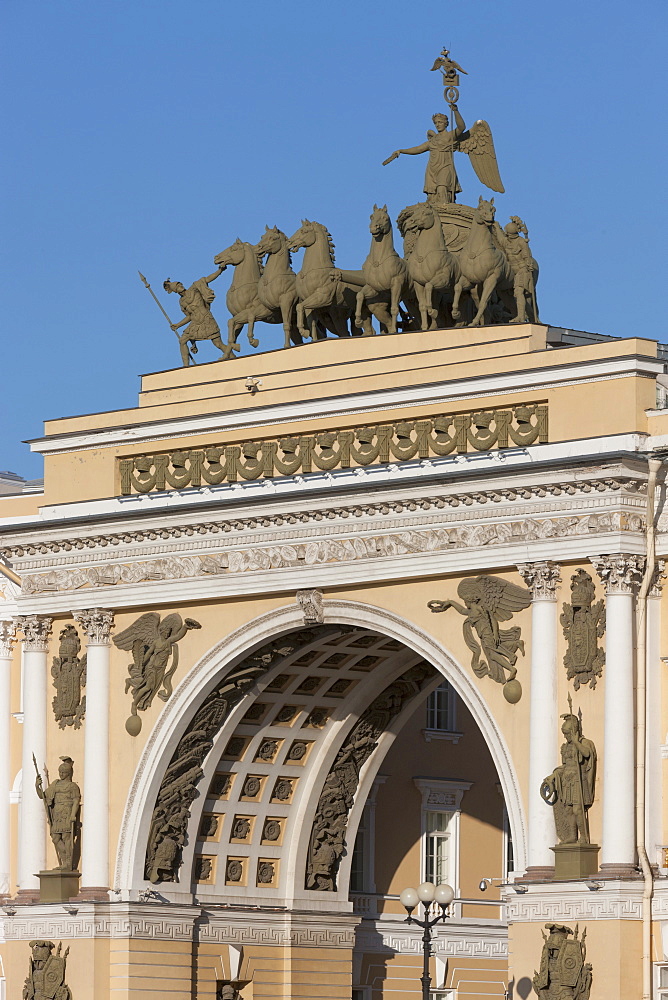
214;238;249;268
369;203;391;239
286;220;316;252
475;196;496;226
411;201;436;232
256;225;288;259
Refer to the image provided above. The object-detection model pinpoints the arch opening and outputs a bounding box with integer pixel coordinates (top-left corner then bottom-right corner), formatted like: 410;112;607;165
115;601;526;905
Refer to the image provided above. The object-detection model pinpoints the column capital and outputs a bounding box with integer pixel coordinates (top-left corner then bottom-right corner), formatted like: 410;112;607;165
73;608;114;645
517;561;561;600
0;620;18;658
16;615;53;651
590;553;644;595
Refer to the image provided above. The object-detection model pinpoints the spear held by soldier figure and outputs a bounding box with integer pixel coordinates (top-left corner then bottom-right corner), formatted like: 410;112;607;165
138;271;195;364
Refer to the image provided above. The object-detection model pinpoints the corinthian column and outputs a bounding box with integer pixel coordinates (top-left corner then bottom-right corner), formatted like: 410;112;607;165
0;621;17;896
73;608;114;898
16;614;52;899
590;553;644;874
518;561;561;878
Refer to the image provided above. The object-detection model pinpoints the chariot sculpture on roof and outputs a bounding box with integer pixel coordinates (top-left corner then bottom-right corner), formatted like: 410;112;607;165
141;44;540;362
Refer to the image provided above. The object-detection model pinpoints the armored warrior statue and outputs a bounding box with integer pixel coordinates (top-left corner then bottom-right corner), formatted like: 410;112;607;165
532;924;592;1000
23;940;72;1000
34;757;81;871
540;700;597;844
163;268;226;366
496;216;540;323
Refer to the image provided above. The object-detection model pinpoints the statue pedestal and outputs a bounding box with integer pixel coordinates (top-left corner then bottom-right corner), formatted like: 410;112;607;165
551;844;600;879
38;870;80;903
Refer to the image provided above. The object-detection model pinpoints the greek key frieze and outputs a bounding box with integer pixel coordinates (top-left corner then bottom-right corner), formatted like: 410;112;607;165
118;404;548;495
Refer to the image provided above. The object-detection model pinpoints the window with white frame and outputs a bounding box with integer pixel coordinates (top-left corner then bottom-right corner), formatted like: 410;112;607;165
426;681;457;732
414;778;471;896
429;991;456;1000
425;809;455;886
657;965;668;998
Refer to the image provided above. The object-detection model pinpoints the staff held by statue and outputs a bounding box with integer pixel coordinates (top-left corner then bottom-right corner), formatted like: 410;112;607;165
32;752;52;827
138;271;195;364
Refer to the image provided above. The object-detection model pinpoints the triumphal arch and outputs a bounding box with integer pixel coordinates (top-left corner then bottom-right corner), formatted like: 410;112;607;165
2;47;668;1000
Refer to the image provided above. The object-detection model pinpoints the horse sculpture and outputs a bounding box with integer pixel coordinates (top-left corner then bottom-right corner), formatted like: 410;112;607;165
397;201;459;331
213;239;273;358
451;197;516;327
255;226;303;349
355;204;409;335
287;220;373;340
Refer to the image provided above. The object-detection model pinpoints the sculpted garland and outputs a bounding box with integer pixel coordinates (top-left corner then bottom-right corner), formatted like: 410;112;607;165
140;47;540;363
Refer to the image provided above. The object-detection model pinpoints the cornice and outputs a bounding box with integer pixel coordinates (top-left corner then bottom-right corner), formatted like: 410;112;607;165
28;351;662;457
0;476;645;562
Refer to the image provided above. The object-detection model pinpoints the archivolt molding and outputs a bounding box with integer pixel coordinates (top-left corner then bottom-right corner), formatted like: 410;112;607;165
114;600;528;895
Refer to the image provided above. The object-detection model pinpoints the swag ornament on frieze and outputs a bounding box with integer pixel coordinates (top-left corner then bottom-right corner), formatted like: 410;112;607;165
118;404;548;495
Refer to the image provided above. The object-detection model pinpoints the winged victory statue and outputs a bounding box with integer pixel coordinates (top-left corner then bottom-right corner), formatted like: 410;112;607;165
383;46;504;204
428;575;531;702
113;612;202;734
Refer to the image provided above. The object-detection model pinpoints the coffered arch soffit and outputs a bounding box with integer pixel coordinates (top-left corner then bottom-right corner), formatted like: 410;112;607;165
114;600;527;896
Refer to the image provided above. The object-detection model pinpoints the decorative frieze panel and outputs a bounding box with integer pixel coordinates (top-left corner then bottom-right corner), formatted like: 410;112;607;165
118;404;549;495
0;476;644;565
19;511;643;596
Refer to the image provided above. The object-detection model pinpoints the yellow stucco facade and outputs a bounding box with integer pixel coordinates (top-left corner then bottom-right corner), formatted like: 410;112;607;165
2;322;668;998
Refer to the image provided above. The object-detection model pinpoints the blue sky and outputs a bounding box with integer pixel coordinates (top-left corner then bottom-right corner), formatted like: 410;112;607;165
2;0;667;478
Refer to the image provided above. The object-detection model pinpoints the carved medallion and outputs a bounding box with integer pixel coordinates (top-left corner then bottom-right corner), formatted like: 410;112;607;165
51;624;86;729
560;570;605;690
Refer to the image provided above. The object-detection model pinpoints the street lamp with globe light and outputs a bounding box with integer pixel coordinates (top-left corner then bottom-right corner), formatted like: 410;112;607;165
399;881;455;1000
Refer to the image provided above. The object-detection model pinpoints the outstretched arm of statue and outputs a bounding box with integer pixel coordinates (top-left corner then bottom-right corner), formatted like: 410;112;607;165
203;266;225;284
383;140;430;165
428;599;468;616
451;103;465;136
171;318;189;331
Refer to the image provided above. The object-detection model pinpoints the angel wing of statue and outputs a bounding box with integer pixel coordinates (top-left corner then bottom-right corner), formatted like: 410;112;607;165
458;120;505;194
113;612;162;674
468;575;531;621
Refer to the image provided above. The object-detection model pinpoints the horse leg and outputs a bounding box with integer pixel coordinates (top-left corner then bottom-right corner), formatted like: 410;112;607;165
280;293;302;348
355;286;372;330
226;316;243;358
247;315;260;349
296;302;310;340
424;281;439;330
389;275;403;334
470;271;501;327
414;283;429;331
